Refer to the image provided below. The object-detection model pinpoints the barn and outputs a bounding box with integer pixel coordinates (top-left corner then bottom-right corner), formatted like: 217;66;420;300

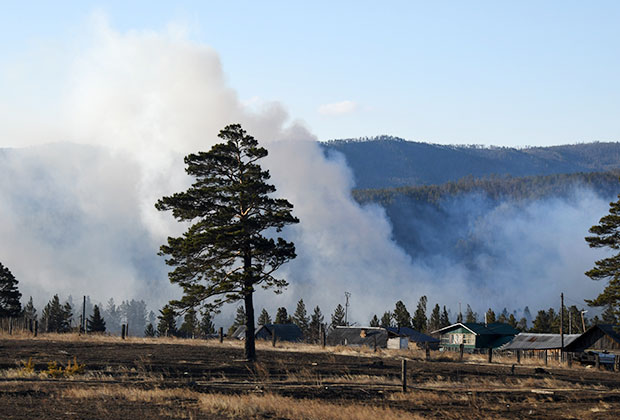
327;326;408;349
434;322;519;352
564;324;620;355
255;323;303;342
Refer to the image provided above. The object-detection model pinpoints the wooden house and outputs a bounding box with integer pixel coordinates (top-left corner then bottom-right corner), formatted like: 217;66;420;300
327;326;408;349
434;322;518;352
387;326;440;350
564;324;620;355
255;323;303;342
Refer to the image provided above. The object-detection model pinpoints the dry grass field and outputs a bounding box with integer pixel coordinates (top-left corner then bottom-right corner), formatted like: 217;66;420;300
1;332;619;419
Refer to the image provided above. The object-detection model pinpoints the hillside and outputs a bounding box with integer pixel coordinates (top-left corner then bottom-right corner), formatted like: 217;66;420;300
322;137;620;189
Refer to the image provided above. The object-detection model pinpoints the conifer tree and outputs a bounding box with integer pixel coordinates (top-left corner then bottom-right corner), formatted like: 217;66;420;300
228;305;246;335
179;307;199;338
330;304;346;328
87;304;106;333
275;307;289;324
412;296;428;332
257;308;271;326
428;304;441;332
199;309;215;337
380;311;393;328
517;317;528;331
157;305;177;337
393;300;412;328
440;306;451;328
497;308;509;324
293;299;310;337
464;304;477;323
23;296;37;321
0;262;21;317
41;295;72;333
602;303;618;324
369;314;380;327
508;313;518;328
156;124;299;361
144;323;156;337
308;305;324;343
485;308;496;323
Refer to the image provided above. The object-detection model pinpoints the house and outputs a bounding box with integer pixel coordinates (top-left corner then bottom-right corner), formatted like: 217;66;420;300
386;326;440;350
501;333;581;358
564;324;620;355
255;323;303;342
326;326;409;349
434;322;519;352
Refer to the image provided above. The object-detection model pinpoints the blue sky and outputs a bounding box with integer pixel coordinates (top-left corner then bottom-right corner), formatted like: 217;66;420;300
2;1;620;146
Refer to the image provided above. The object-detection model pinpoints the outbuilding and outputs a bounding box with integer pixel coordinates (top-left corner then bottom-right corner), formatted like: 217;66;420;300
387;326;440;350
255;323;303;342
564;324;620;355
327;326;408;349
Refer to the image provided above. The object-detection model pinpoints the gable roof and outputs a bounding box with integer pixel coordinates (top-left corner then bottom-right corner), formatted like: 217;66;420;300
386;327;439;343
327;326;389;347
502;333;581;350
564;324;620;352
256;323;303;342
433;322;519;336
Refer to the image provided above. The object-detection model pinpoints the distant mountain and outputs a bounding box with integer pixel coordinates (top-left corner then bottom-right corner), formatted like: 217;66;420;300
322;136;620;189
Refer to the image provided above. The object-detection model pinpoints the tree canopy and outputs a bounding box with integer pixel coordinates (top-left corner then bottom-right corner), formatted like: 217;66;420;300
0;262;21;317
156;124;299;361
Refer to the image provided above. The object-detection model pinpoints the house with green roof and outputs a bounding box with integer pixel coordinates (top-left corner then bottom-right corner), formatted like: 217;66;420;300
433;322;519;352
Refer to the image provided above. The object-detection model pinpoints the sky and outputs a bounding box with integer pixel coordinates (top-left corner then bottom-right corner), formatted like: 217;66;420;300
2;1;620;147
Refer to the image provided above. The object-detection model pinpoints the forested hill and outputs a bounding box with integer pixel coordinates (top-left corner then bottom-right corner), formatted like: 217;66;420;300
353;170;620;207
322;136;620;189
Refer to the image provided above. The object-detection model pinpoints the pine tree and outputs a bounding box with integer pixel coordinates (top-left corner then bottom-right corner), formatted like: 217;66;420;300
331;304;346;328
257;308;271;326
440;306;451;328
465;304;477;323
179;307;199;338
87;304;106;333
199;309;216;337
157;305;177;337
41;295;72;333
275;307;289;324
602;303;618;324
412;296;428;332
485;308;496;323
523;306;532;323
144;323;156;337
428;304;441;332
23;296;37;321
308;306;324;343
228;305;246;335
393;300;412;328
293;299;310;337
380;311;393;328
517;317;528;331
369;314;380;327
508;313;518;328
0;262;22;317
497;308;509;324
156;124;299;361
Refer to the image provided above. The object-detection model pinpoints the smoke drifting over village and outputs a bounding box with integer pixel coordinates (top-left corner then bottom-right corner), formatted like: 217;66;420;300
0;19;609;325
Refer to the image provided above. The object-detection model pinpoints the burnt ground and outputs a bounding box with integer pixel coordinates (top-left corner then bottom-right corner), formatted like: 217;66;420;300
0;337;619;419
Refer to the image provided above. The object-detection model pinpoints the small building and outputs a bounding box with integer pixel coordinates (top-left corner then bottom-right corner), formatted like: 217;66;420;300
230;325;246;340
564;324;620;355
327;326;408;349
501;333;581;358
387;326;440;350
434;322;519;352
255;323;303;342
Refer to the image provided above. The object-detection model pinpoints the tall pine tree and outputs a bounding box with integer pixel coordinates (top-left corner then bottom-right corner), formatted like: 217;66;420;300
412;296;428;332
308;306;324;343
0;262;21;317
393;300;412;328
87;304;106;333
156;124;299;361
257;308;272;326
330;304;346;329
293;299;310;338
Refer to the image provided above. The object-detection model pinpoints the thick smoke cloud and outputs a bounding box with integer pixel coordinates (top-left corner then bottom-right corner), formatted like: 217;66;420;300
0;18;607;325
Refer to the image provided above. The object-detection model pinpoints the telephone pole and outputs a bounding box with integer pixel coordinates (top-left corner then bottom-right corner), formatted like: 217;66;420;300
344;292;351;326
560;293;564;361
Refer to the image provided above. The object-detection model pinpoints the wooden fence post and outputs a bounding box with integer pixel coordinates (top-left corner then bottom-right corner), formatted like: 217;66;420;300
34;320;38;338
614;355;619;372
401;359;407;392
322;327;326;348
121;324;126;340
459;343;464;361
219;327;223;343
425;342;430;361
272;330;277;347
595;353;600;370
488;348;492;363
374;335;377;352
516;350;521;364
8;317;13;335
544;350;548;366
567;352;572;368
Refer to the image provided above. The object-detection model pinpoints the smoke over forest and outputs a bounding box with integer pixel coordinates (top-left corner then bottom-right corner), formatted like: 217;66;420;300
0;18;612;327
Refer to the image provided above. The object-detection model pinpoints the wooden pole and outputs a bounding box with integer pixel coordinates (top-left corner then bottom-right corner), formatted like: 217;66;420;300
322;326;326;348
516;350;521;364
544;350;548;366
567;352;572;368
272;330;277;347
488;347;492;363
560;293;564;362
34;320;38;337
459;343;464;361
401;359;407;392
219;327;223;343
82;296;86;334
121;324;126;340
425;342;430;361
8;318;12;335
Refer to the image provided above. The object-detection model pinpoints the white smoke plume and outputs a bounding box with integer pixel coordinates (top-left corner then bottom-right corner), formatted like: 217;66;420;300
0;17;608;326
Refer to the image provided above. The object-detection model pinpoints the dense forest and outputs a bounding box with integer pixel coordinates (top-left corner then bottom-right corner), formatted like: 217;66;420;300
323;136;620;189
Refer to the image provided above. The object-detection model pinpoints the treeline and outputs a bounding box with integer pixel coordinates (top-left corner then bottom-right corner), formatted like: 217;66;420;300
353;170;620;207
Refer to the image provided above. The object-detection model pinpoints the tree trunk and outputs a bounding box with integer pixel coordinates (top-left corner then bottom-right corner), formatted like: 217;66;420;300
244;289;256;361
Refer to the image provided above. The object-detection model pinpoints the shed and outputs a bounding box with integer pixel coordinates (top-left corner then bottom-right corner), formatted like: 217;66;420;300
564;324;620;355
255;323;303;342
434;322;519;352
387;326;440;350
327;326;405;349
230;325;246;340
501;333;580;357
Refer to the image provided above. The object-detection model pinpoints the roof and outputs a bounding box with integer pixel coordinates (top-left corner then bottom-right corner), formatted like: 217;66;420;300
230;325;246;339
327;326;389;347
502;333;581;350
256;323;303;342
386;327;439;343
434;322;519;336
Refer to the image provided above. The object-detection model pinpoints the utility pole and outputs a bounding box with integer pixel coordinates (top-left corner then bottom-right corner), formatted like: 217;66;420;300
344;292;351;326
560;293;564;361
581;310;587;333
82;296;86;333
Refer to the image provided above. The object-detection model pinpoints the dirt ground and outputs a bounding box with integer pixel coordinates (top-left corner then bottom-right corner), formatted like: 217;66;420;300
1;336;619;419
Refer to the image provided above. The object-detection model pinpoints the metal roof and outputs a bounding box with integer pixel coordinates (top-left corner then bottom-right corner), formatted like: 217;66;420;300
256;324;303;342
502;333;581;350
327;326;390;347
433;322;519;336
386;327;439;343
